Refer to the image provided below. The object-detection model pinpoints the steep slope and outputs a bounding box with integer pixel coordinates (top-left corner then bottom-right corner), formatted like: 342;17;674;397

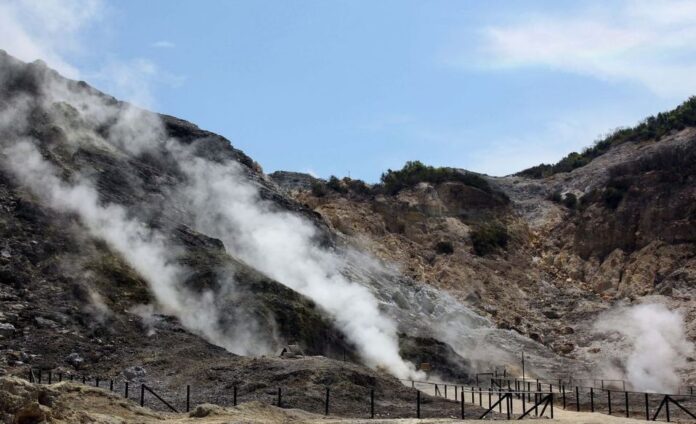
272;172;606;360
2;47;693;405
1;49;526;408
0;51;363;379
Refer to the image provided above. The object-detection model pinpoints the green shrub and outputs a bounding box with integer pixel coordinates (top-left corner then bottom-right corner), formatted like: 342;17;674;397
344;178;371;195
380;160;491;195
578;191;594;209
326;175;347;193
602;179;630;209
471;223;509;256
310;181;328;197
548;191;562;203
434;240;454;255
603;187;625;209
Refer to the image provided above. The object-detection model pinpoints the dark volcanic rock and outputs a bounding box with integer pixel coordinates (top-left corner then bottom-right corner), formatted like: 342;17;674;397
269;171;320;192
0;51;354;385
399;335;472;382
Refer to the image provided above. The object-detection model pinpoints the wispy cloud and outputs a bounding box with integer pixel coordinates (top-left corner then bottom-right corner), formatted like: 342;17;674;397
0;0;185;110
363;107;636;176
87;58;186;108
466;109;635;176
0;0;105;78
151;40;175;49
468;0;696;98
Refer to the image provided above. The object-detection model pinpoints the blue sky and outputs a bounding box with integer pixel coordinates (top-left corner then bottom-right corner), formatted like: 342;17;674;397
2;0;696;181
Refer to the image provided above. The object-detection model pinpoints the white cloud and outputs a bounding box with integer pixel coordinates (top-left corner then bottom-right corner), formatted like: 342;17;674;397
472;0;696;98
0;0;105;78
151;40;175;49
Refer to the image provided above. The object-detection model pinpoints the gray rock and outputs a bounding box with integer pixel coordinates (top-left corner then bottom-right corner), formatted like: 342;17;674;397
543;309;561;319
0;311;18;323
189;403;225;418
34;317;58;329
0;322;16;337
65;352;84;369
268;171;320;192
123;365;146;381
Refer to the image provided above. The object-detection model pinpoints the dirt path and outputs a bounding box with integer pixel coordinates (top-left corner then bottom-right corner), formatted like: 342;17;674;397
410;383;649;424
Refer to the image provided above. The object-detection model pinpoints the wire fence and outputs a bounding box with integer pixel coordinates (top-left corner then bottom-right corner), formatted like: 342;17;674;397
491;377;696;422
23;367;696;421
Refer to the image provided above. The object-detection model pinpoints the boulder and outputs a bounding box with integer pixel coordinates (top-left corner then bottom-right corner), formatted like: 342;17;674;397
34;317;58;329
189;403;226;418
64;353;83;369
0;322;15;337
123;365;146;381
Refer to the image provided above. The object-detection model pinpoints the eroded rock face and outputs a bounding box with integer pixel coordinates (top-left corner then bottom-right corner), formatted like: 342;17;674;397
287;129;696;375
0;48;695;391
269;171;320;192
0;377;59;422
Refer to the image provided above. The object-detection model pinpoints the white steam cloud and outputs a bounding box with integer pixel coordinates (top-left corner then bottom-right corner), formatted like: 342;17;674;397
0;0;104;78
594;303;694;393
0;132;267;355
0;59;421;378
0;84;270;354
0;0;423;379
171;147;423;378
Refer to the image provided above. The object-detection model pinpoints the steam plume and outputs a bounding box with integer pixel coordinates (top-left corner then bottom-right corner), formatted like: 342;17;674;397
172;147;423;379
0;137;268;355
594;303;694;393
0;62;421;378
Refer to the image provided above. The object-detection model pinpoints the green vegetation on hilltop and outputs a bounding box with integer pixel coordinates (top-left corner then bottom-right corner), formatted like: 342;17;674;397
380;160;492;195
517;96;696;179
309;161;507;201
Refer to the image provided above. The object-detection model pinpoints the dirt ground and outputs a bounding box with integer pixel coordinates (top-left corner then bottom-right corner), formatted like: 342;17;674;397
1;376;663;424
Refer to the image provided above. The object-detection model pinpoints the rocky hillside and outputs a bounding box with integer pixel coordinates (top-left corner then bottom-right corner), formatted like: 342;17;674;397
0;47;694;424
271;110;696;383
0;49;502;411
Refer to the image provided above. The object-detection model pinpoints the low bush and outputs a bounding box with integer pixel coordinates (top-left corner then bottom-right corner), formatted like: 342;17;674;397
434;240;454;255
326;175;347;193
548;191;562;203
310;181;328;197
471;223;509;256
343;178;371;195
